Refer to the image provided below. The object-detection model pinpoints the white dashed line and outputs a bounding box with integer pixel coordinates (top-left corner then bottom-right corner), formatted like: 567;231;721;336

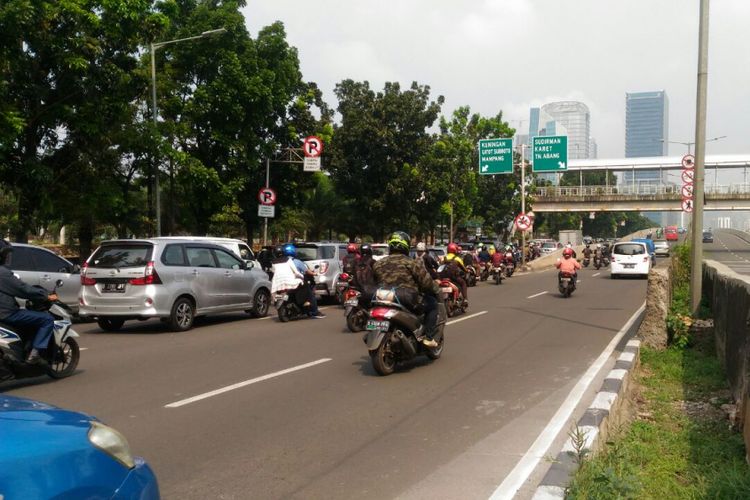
165;358;332;408
446;310;488;326
527;291;548;299
592;272;601;277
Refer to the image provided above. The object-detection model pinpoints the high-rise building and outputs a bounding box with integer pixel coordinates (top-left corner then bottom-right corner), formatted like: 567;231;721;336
541;101;591;159
589;137;598;159
625;90;669;158
624;90;670;225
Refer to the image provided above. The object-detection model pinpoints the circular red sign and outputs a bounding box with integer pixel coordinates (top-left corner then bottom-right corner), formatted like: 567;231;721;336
681;198;694;213
681;169;695;183
258;187;277;205
515;213;532;231
681;154;695;169
681;184;694;198
303;136;324;158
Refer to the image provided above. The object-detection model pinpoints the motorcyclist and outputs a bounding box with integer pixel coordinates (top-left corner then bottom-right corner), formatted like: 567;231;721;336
564;242;578;259
441;242;469;305
342;243;359;275
415;242;439;279
353;244;377;305
0;240;58;364
477;244;491;265
555;247;582;278
373;232;440;348
594;243;603;263
582;244;592;261
271;244;325;319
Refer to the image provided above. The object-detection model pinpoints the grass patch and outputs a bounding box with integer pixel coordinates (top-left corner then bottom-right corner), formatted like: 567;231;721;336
566;338;750;499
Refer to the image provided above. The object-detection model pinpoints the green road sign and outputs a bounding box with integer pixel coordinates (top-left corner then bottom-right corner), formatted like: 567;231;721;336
478;138;513;175
532;136;568;172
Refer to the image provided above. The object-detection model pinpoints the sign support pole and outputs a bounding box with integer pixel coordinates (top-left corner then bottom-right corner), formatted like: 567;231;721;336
263;157;270;247
521;145;526;268
690;0;710;315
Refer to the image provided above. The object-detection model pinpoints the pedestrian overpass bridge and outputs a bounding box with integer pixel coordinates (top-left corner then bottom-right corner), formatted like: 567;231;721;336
532;154;750;212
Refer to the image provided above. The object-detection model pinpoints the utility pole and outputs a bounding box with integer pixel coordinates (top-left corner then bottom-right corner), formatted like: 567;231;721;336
690;0;710;315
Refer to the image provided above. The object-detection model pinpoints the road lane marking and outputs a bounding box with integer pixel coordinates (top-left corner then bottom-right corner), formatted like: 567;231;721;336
165;358;332;408
527;291;548;299
446;311;488;326
592;272;600;277
489;301;646;500
80;347;89;351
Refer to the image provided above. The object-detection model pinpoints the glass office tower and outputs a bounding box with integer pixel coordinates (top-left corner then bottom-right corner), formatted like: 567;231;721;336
540;101;590;159
625;90;669;158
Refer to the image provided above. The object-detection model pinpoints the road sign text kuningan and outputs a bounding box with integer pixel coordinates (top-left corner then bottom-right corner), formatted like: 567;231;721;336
478;138;513;175
532;136;568;172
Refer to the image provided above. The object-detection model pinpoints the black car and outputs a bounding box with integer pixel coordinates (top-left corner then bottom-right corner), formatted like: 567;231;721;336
702;231;714;243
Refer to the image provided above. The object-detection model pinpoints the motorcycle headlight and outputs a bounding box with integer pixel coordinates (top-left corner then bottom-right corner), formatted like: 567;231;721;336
88;421;135;469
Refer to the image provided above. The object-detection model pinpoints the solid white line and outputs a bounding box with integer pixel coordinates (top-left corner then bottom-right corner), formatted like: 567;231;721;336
592;272;601;277
527;291;548;299
79;347;89;351
446;310;488;325
488;301;646;500
165;358;332;408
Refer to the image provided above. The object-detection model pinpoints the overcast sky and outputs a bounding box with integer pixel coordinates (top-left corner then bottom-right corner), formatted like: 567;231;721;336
243;0;749;159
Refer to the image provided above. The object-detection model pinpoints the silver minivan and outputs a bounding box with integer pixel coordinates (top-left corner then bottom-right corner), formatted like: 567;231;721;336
78;238;271;331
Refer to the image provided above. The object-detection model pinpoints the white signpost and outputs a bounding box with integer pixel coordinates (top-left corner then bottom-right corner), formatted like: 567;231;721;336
258;204;275;217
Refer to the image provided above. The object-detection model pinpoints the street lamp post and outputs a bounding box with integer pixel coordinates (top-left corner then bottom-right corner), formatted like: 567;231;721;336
661;135;726;155
149;28;226;236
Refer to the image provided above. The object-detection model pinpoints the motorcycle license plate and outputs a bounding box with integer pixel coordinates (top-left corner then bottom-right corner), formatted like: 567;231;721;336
561;278;570;282
102;283;126;293
345;298;358;306
441;287;453;293
366;320;389;331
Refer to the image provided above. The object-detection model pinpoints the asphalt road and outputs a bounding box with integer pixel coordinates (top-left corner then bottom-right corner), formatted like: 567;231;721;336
3;264;650;499
703;228;750;275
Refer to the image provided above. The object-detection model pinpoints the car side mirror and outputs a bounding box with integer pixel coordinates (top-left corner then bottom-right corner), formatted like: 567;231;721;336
243;260;253;270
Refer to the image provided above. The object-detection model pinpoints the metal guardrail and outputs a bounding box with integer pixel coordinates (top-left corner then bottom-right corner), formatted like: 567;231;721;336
535;184;750;197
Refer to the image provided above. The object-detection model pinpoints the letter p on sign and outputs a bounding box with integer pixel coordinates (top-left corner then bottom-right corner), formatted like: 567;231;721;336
303;136;323;158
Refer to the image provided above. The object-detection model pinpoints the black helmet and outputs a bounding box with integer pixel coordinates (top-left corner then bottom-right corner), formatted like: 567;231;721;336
386;231;410;255
0;240;12;265
360;244;373;257
273;245;285;258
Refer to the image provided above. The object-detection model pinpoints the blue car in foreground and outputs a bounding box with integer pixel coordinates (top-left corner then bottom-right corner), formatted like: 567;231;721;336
0;395;159;499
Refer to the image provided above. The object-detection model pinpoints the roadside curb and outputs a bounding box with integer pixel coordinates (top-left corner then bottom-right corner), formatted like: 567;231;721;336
530;338;641;499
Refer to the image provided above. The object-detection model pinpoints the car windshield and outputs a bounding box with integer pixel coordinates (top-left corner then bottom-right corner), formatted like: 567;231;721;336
614;244;645;256
372;246;388;257
542;242;557;249
90;244;152;268
654;241;668;247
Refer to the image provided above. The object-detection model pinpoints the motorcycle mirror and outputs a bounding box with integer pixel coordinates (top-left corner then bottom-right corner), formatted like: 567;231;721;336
55;279;64;288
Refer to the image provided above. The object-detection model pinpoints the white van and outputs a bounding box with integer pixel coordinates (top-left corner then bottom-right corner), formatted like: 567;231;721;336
610;241;650;279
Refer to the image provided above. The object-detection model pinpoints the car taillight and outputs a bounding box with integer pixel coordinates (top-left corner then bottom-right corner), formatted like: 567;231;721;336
129;261;162;285
318;262;329;274
80;262;97;285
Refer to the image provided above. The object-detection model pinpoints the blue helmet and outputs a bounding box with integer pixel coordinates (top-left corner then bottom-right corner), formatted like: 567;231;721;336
283;244;296;257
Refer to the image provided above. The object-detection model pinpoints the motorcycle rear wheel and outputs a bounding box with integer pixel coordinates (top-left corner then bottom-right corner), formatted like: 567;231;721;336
494;273;501;285
346;309;367;332
47;337;80;379
370;334;396;375
278;304;292;322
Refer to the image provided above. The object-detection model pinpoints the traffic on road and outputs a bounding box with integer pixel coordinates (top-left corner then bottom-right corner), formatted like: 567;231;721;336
0;232;674;498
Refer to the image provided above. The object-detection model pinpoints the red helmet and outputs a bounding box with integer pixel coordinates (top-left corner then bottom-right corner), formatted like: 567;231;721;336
347;243;358;254
447;242;458;254
563;248;573;258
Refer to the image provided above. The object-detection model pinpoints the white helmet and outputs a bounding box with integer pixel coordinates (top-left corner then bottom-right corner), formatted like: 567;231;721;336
565;242;572;248
596;243;601;248
416;242;426;252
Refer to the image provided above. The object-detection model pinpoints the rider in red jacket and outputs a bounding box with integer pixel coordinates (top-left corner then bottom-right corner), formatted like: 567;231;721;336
555;248;581;274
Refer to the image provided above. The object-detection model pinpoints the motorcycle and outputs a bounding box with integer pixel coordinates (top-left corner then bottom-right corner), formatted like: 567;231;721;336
334;272;352;305
490;263;505;285
0;280;80;382
479;262;491;282
274;285;314;322
593;255;602;270
602;255;611;267
439;278;467;317
582;256;590;268
558;271;577;298
504;252;515;277
344;287;367;332
363;288;447;376
466;265;478;287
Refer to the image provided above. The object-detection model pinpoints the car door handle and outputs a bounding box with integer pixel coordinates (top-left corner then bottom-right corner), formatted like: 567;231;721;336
224;271;232;277
192;270;199;276
41;275;51;281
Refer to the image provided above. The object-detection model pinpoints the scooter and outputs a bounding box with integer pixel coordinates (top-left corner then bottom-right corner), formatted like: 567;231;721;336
334;272;352;306
344;287;367;332
558;271;577;298
479;262;491;282
504;252;515;277
0;280;80;381
466;265;478;287
439;278;467;317
490;263;505;285
274;284;314;322
582;256;590;268
363;288;447;376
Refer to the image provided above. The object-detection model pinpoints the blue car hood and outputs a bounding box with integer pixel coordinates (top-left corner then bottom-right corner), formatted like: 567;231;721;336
0;394;93;423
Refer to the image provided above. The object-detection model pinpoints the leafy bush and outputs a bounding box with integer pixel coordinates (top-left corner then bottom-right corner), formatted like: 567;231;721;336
667;244;692;348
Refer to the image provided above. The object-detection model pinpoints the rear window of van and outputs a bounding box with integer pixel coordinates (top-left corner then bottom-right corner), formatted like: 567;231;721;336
614;243;645;256
89;244;152;268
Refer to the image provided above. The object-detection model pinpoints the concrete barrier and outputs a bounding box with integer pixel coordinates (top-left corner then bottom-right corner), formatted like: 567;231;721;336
702;259;750;462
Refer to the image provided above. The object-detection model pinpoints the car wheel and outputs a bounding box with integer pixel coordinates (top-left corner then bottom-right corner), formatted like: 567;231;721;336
168;297;195;331
97;317;125;332
47;337;80;379
250;289;270;318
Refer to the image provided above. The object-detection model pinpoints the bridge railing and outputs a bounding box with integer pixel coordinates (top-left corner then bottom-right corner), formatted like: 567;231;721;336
536;184;750;197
